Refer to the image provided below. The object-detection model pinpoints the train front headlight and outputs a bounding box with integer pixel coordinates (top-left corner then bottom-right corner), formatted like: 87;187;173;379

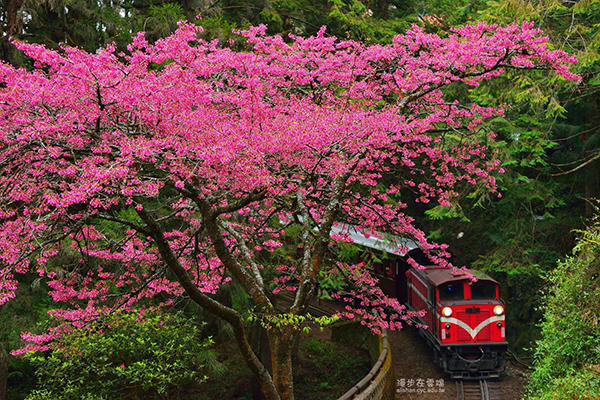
493;305;504;316
441;307;453;317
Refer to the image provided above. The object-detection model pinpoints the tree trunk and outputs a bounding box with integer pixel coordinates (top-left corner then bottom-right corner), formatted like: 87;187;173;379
585;156;600;217
260;325;273;375
378;0;389;19
269;329;298;400
136;207;281;400
0;342;8;400
4;0;24;36
291;330;301;364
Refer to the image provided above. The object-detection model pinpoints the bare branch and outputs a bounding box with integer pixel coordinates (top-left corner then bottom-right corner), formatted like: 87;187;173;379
134;206;280;400
183;189;275;314
213;189;266;215
551;151;600;176
218;220;265;289
95;213;151;236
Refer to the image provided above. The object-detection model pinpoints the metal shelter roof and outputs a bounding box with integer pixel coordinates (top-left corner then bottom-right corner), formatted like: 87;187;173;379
330;223;419;256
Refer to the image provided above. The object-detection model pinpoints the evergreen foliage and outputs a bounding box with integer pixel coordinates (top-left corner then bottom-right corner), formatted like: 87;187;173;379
527;212;600;399
478;1;600;220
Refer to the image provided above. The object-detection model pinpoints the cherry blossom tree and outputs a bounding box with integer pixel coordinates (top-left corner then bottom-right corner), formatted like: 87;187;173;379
0;21;576;400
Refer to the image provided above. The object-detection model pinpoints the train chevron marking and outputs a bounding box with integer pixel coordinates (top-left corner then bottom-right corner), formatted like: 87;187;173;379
440;316;505;339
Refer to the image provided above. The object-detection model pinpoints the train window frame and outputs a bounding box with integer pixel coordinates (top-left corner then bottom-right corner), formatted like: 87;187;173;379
438;281;465;301
427;283;436;306
470;281;497;300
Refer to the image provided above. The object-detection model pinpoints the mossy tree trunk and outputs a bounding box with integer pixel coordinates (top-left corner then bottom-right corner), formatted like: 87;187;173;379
269;328;298;400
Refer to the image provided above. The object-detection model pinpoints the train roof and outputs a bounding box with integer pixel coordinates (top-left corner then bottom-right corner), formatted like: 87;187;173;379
330;223;419;256
417;266;498;286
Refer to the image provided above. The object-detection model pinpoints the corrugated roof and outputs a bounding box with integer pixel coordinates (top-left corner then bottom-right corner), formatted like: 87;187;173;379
330;223;419;256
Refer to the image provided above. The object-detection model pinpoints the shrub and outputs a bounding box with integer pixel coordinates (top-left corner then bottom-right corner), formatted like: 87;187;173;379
24;311;218;400
527;216;600;399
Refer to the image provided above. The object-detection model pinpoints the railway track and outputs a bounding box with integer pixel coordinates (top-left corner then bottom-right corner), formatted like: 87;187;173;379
456;380;502;400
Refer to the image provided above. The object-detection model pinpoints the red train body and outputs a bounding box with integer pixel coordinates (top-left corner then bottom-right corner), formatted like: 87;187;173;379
405;265;507;379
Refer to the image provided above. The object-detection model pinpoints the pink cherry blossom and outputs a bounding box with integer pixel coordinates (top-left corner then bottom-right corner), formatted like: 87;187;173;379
0;21;576;380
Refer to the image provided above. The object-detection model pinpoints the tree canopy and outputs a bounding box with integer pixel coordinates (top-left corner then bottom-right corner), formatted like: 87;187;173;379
0;20;577;400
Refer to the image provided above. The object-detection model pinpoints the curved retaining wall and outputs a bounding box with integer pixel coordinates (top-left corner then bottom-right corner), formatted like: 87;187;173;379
333;322;395;400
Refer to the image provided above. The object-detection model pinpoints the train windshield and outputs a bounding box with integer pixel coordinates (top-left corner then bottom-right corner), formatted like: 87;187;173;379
471;281;497;299
438;282;464;300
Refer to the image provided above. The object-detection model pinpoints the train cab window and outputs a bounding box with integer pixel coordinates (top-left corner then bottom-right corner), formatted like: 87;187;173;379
438;282;464;301
471;281;497;299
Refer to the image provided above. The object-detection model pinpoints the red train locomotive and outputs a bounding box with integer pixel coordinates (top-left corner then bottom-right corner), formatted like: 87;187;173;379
405;265;507;379
331;224;508;379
